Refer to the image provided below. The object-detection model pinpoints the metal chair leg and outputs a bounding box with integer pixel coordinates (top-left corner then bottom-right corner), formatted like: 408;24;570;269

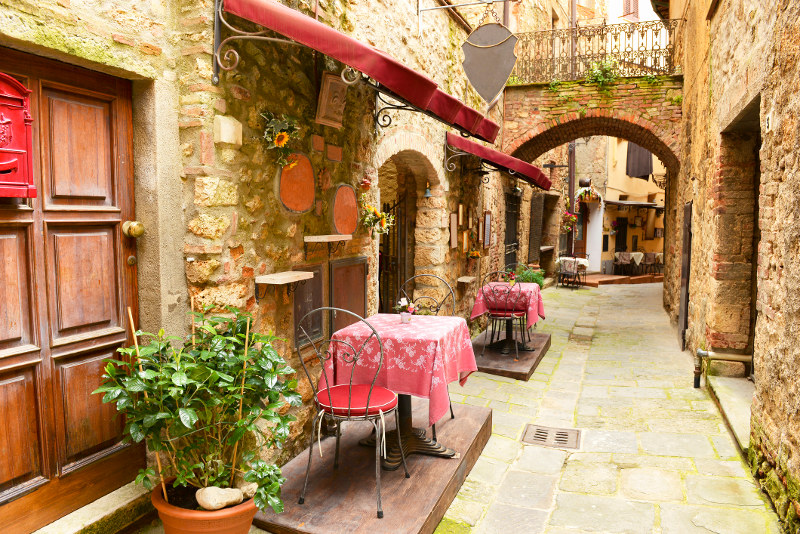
396;411;410;478
333;420;341;469
299;410;321;504
374;419;383;519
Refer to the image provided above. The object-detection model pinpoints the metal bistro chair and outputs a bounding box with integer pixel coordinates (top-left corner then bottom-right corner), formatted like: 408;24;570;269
642;252;657;274
396;274;455;442
480;270;529;361
396;273;456;316
614;251;632;275
559;257;580;288
296;307;409;519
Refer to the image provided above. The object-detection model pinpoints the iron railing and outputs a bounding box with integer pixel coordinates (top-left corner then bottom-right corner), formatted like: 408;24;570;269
509;19;681;85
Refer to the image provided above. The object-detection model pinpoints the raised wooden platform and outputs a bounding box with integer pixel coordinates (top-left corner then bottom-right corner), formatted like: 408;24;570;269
472;331;551;381
582;273;664;287
254;401;491;534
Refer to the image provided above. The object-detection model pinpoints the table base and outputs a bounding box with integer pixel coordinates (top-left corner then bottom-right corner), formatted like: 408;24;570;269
486;319;532;355
359;427;456;471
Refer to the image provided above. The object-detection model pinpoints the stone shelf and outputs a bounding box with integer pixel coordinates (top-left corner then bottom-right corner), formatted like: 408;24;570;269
304;234;352;258
457;276;477;284
255;271;314;301
539;245;555;252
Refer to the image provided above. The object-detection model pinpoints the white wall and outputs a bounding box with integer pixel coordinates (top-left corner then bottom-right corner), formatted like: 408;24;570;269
587;203;604;271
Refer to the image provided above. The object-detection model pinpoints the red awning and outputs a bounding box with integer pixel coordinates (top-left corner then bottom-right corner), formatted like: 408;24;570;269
223;0;499;143
446;132;551;190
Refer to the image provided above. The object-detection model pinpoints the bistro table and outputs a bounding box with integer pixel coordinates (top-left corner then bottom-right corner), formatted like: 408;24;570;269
615;251;645;266
470;282;546;354
329;313;477;470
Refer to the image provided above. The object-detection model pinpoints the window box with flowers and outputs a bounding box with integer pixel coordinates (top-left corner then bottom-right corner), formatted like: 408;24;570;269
561;210;578;233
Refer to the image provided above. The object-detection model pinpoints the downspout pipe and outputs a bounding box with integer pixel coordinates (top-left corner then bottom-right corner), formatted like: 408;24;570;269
694;349;753;388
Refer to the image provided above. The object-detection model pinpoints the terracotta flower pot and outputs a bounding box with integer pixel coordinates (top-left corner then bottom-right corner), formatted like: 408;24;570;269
151;483;257;534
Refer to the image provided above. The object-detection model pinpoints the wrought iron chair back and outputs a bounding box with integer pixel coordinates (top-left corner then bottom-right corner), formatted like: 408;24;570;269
616;251;632;264
296;307;383;419
560;257;579;276
397;274;456;316
480;270;527;314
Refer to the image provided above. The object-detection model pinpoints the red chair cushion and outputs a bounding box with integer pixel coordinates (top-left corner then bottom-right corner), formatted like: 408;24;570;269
316;384;398;417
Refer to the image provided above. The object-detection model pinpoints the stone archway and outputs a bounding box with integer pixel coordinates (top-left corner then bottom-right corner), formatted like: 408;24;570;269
370;131;450;313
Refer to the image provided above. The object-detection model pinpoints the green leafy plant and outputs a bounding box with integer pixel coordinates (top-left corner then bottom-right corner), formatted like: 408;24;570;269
261;111;300;169
669;94;683;106
515;266;545;288
643;73;662;84
585;59;618;95
93;308;301;513
547;79;562;93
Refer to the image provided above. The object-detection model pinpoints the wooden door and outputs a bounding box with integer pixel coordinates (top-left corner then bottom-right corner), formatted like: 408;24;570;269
573;202;587;257
504;194;520;266
330;256;368;332
678;201;692;350
0;48;143;533
614;217;628;252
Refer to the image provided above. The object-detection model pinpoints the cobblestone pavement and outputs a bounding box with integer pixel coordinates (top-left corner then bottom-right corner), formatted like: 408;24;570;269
438;283;779;534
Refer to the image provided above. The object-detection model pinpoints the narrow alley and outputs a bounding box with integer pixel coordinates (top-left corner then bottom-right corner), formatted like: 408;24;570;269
441;284;778;534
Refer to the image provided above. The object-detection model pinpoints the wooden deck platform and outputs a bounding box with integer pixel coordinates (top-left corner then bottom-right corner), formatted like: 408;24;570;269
582;273;664;287
254;401;491;534
472;331;551;381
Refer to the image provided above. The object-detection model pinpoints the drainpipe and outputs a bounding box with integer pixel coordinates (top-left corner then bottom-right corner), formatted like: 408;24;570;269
694;349;754;388
568;141;576;255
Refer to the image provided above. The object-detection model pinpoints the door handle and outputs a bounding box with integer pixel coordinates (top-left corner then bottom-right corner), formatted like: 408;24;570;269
122;221;145;238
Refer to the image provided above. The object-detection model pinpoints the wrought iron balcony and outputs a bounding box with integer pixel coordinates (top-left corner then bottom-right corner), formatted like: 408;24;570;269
508;19;681;85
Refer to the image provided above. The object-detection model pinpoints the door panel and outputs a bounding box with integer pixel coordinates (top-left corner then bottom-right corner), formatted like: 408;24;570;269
0;47;142;533
42;88;115;208
49;229;118;337
0;228;35;352
0;368;42;495
56;350;122;466
679;202;693;350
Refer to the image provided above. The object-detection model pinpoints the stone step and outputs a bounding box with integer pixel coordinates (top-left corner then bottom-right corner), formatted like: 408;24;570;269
707;375;754;454
33;482;152;534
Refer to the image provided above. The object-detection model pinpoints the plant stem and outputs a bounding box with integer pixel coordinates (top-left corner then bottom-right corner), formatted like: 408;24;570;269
127;306;170;503
229;317;251;487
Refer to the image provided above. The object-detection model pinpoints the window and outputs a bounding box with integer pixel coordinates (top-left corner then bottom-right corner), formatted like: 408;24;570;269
623;0;639;20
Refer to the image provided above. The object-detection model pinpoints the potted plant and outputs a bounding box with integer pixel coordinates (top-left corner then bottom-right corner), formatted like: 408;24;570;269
360;194;394;238
394;297;417;323
94;307;301;534
261;111;300;169
467;249;481;271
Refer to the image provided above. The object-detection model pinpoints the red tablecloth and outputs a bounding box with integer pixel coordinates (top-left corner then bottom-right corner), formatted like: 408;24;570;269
328;314;477;426
470;282;546;329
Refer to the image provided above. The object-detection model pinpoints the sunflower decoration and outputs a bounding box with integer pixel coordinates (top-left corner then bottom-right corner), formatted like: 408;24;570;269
360;194;395;237
260;111;300;168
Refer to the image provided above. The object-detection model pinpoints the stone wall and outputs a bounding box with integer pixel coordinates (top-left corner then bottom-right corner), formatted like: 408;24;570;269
675;0;800;530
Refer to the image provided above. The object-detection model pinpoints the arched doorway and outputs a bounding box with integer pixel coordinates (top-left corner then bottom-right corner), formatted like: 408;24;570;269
377;155;418;312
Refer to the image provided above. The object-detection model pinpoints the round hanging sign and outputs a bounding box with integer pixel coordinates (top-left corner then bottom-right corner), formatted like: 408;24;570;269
279;153;315;213
332;184;358;235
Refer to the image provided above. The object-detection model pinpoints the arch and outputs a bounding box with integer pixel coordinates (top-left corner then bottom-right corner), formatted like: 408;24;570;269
373;129;447;190
506;111;680;177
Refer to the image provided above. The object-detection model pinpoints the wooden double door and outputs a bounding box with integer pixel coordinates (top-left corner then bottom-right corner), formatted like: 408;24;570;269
0;49;142;532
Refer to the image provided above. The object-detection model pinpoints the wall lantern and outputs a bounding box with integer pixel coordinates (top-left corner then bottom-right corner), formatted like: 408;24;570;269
0;72;36;198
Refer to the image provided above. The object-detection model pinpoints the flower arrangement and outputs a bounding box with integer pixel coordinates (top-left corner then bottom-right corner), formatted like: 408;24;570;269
561;210;578;233
261;111;300;168
394;297;417;314
610;219;618;235
504;270;517;286
360;194;394;236
467;249;481;259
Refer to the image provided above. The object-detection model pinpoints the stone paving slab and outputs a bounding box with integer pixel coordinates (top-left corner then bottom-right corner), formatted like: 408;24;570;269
437;284;779;534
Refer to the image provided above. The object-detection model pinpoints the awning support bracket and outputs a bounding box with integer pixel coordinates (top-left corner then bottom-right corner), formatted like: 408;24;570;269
445;142;508;183
213;0;304;85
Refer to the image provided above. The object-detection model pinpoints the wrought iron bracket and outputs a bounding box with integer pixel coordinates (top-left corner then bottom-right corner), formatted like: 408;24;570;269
255;279;307;303
303;240;346;260
373;91;418;129
445;143;513;183
212;0;304;85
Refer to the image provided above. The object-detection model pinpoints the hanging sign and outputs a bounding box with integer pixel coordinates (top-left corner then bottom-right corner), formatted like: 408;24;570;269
462;22;518;103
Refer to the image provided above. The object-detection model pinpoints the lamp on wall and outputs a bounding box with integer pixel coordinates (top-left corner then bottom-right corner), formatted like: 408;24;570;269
424;181;432;198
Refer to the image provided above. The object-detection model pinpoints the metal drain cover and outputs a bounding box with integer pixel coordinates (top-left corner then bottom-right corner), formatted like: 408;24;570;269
522;424;581;450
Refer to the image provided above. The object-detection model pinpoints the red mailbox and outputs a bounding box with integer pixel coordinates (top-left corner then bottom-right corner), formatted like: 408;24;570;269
0;72;35;198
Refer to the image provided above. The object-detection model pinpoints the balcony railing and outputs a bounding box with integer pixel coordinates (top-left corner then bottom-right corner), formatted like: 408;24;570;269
508;19;681;85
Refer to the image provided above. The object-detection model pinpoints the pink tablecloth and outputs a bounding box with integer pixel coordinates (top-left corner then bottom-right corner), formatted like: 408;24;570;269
328;314;477;426
470;282;545;329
